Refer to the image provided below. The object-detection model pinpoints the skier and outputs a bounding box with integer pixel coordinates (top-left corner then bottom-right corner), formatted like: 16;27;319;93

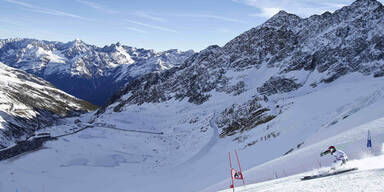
302;146;355;181
320;146;348;168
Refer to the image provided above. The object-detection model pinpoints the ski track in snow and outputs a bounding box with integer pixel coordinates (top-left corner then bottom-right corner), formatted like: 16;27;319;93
94;125;163;135
56;126;91;138
178;113;219;167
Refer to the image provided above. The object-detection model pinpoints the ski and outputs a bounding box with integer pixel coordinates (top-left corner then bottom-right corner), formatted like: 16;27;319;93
301;167;358;181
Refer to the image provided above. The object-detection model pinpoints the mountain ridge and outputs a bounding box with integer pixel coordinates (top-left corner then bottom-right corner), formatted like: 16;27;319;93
0;62;96;147
0;38;194;105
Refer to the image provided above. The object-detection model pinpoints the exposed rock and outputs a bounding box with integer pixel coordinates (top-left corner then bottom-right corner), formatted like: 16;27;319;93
258;77;302;96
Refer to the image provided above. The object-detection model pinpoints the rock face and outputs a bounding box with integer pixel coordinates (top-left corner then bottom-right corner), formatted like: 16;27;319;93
0;62;97;147
0;39;194;105
97;0;384;137
216;97;277;137
258;77;302;96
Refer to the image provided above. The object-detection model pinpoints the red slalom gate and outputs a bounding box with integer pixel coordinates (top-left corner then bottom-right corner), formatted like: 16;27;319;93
229;150;246;191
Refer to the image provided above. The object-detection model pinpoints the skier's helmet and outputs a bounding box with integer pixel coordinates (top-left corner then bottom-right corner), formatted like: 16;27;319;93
328;146;336;153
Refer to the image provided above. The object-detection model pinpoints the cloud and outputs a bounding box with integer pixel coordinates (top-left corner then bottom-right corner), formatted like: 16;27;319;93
126;19;178;33
171;13;246;24
75;0;118;14
233;0;350;18
133;12;167;23
250;8;281;18
75;1;168;23
2;0;85;19
25;8;85;19
124;27;150;34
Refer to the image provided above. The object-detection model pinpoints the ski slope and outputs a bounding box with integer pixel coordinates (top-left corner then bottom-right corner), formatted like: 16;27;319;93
219;164;384;192
204;113;384;192
178;113;219;167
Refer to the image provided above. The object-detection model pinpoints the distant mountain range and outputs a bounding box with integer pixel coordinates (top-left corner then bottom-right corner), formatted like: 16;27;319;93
0;39;194;105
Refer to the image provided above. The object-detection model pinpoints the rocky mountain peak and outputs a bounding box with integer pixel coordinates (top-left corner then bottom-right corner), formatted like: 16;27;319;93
273;10;292;18
263;10;302;29
334;0;383;19
101;42;125;52
350;0;381;8
73;38;82;43
66;38;88;49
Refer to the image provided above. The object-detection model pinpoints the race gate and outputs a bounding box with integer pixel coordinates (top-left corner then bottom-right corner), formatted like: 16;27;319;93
229;150;246;191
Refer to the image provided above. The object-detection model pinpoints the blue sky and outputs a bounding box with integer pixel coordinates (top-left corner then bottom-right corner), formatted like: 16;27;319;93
0;0;378;51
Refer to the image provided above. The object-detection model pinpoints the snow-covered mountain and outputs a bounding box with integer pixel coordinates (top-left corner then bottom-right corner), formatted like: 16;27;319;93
92;0;384;189
1;0;384;191
98;0;384;131
0;62;97;147
0;39;194;105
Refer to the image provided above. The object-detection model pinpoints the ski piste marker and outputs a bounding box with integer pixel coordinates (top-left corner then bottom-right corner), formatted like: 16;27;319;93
229;150;246;191
367;130;372;148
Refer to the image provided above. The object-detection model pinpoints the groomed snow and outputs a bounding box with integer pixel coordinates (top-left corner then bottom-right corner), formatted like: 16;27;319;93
219;166;384;192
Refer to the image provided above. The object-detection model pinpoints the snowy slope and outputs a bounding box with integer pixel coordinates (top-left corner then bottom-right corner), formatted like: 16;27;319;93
206;110;384;191
0;62;96;147
218;159;384;192
0;39;194;105
1;71;384;192
1;0;384;192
